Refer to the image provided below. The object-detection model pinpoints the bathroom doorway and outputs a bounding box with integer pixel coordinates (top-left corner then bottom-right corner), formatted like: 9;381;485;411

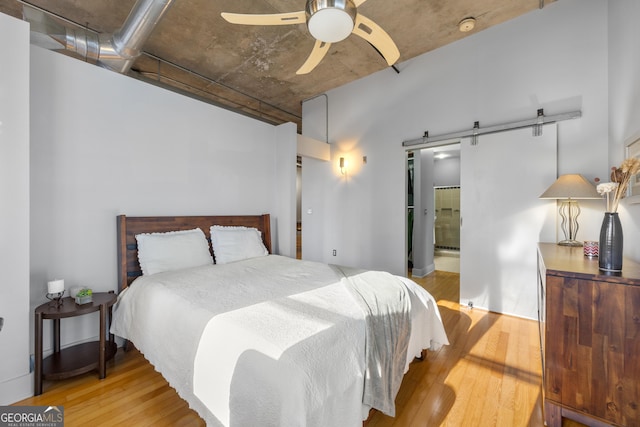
432;147;460;273
406;144;460;277
434;185;460;273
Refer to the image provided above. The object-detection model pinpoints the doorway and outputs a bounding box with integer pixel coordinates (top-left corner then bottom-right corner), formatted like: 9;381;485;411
406;125;558;319
406;144;461;277
432;146;461;273
434;186;460;273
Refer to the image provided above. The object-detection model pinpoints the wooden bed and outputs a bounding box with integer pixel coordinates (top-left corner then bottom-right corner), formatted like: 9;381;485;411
116;214;271;292
112;213;447;426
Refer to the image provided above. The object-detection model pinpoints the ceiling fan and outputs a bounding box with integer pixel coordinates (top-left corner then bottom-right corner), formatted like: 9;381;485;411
221;0;400;75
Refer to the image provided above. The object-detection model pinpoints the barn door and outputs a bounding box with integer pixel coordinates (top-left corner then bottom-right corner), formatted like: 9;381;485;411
460;124;557;319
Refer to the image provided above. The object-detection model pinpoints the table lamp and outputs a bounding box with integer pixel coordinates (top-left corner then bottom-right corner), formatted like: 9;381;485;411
540;174;600;246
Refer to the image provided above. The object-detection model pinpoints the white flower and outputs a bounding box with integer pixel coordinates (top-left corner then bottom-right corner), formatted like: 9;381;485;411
596;182;618;195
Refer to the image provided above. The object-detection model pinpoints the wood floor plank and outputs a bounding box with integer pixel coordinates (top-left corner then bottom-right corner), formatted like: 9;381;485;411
15;270;587;426
367;271;576;427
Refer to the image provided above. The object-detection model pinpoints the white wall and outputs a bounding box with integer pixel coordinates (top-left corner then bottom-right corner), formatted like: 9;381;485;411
302;0;612;276
300;156;330;262
274;122;298;257
434;156;460;187
29;47;296;362
608;0;640;261
410;150;435;277
0;13;31;405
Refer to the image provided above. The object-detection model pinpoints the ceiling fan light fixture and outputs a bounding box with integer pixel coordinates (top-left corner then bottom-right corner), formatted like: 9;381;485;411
306;0;357;43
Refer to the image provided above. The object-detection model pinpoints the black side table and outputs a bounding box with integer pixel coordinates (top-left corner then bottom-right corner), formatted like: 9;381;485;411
34;291;117;395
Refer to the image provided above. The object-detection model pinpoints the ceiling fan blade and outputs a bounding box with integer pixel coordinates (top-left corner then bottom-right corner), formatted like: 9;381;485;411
221;11;306;26
352;14;400;66
353;0;368;6
296;40;332;75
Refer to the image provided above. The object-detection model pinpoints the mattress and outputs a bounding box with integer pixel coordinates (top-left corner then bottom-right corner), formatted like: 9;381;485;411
110;255;448;426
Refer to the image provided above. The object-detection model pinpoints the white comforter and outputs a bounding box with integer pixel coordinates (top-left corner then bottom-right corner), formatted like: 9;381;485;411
110;255;448;426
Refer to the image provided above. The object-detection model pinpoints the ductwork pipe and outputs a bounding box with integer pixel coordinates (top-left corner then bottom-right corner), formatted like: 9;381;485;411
64;28;100;63
100;0;175;72
26;0;175;74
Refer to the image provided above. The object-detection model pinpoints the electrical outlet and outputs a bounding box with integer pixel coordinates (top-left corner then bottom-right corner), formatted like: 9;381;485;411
468;301;474;309
332;249;337;256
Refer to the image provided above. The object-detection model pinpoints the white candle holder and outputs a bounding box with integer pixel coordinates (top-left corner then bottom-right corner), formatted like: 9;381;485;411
46;290;65;308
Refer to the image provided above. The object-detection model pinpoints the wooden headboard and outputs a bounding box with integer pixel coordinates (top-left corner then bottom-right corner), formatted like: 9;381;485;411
117;214;271;292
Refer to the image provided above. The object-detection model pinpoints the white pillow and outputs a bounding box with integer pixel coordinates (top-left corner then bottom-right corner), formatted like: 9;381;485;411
136;228;213;275
210;225;269;264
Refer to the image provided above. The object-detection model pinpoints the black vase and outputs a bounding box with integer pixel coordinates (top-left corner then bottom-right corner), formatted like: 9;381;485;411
598;212;623;272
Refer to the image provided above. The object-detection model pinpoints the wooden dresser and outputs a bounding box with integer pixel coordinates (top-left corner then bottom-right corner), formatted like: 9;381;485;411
537;243;640;427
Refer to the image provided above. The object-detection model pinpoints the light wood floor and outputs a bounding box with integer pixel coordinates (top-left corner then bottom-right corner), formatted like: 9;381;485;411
16;270;584;426
368;271;543;426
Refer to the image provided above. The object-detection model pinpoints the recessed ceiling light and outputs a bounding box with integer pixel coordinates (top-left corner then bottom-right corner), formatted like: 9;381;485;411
458;17;476;32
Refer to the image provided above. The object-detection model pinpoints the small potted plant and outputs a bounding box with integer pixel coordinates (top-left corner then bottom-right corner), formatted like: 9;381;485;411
75;288;93;305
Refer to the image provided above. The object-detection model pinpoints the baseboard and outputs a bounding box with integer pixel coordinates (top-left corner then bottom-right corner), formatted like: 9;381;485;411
0;371;33;405
411;263;435;278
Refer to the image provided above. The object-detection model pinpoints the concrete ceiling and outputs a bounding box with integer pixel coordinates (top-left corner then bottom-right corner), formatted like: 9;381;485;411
1;0;552;132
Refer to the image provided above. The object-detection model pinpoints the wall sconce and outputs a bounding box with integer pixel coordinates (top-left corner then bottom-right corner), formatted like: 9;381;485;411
339;157;346;175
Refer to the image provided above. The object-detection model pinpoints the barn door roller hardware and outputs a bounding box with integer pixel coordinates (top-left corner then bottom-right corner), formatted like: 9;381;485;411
402;109;581;149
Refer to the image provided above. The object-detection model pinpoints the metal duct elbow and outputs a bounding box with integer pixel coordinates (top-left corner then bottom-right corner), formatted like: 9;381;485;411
25;0;175;74
100;0;175;73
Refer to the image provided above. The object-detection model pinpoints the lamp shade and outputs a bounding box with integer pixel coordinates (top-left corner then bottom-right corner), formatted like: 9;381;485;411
539;174;600;199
